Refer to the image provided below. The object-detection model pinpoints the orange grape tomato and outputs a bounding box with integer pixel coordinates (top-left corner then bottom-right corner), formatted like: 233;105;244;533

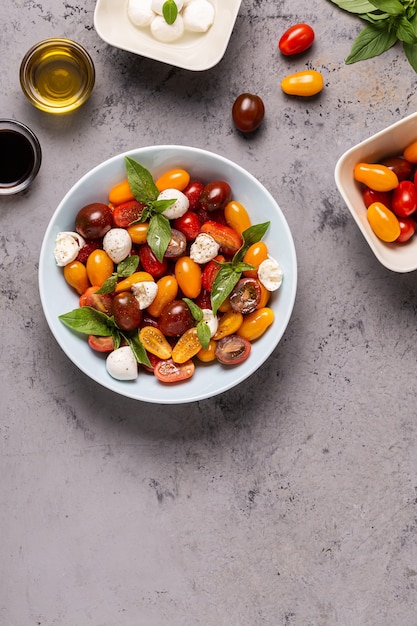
367;202;401;242
147;275;179;318
281;69;324;96
213;309;243;340
139;326;172;359
237;307;274;341
63;261;90;295
174;256;202;299
127;222;149;244
196;339;217;362
403;140;417;164
243;241;269;278
114;271;154;293
86;249;114;287
155;169;190;192
108;179;135;205
172;328;202;364
354;163;399;192
257;282;271;309
218;298;232;313
224;200;252;235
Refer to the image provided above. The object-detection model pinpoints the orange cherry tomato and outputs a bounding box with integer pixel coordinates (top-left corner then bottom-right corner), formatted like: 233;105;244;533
354;163;399;192
213;309;243;340
139;326;172;360
114;271;154;293
281;70;324;96
200;221;242;255
155;169;190;192
174;256;202;299
243;241;269;278
224;200;251;235
108;179;135;205
86;249;114;287
196;339;217;362
367;202;400;242
218;298;232;313
403;140;417;163
147;275;178;318
257;283;271;309
63;261;90;295
127;222;149;244
237;307;275;341
172;328;202;364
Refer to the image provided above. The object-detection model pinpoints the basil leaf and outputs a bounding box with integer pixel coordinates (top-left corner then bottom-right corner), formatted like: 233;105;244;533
396;16;417;43
403;41;417;70
196;320;211;350
149;198;176;214
163;0;178;24
117;255;139;278
327;0;377;13
345;23;397;63
368;0;404;15
59;306;116;336
147;213;171;262
125;157;159;204
233;221;270;264
96;274;118;294
125;333;151;367
183;297;204;322
112;328;121;350
211;266;241;315
234;261;257;273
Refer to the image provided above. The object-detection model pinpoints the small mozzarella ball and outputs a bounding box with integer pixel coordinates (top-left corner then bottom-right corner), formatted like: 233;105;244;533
106;346;138;381
128;0;155;26
190;233;220;264
131;281;158;309
202;308;218;337
103;228;132;264
158;188;189;218
183;0;214;32
151;0;184;14
258;256;283;291
150;14;184;42
54;231;85;266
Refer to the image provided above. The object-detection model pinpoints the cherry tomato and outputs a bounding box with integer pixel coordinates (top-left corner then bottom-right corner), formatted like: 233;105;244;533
229;277;261;314
381;156;413;181
79;285;113;314
201;255;226;292
139;326;172;359
174;256;202;298
158;299;194;337
278;23;315;55
392;180;417;217
403;140;417;163
63;261;90;295
232;93;265;133
75;203;113;239
243;241;269;278
257;282;271;309
200;181;232;212
281;70;324;97
86;249;114;287
224;201;251;235
76;239;102;264
88;335;115;352
213;309;243;340
172;328;202;363
200;221;242;254
183;181;204;210
367;202;400;242
127;222;149;244
112;200;144;227
354;163;399;192
114;271;154;293
164;228;187;258
146;275;179;318
112;291;142;331
237;307;274;341
196;339;217;362
108;180;135;206
139;244;168;278
154;358;195;383
194;288;212;310
155;169;190;192
362;187;392;210
215;334;251;365
173;211;201;240
397;216;416;243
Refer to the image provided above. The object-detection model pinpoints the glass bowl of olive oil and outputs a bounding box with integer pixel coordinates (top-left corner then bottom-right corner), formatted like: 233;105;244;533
20;38;95;114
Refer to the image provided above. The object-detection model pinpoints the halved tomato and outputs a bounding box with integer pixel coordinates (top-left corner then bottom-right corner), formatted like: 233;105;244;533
215;334;251;364
154;358;195;382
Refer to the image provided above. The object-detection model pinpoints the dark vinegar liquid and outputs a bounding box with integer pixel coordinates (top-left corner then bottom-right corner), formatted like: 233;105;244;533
0;129;35;186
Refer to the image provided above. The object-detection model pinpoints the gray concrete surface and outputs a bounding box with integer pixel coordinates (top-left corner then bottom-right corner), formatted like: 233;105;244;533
2;1;417;624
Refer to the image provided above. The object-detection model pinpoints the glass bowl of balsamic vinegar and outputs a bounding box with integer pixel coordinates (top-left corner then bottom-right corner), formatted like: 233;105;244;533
0;120;42;195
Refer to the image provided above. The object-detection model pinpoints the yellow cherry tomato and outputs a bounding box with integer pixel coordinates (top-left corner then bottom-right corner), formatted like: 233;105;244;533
243;241;269;278
155;169;190;192
224;201;251;235
172;328;202;364
213;309;243;340
114;271;154;293
196;339;217;362
175;256;202;299
367;202;400;242
281;69;324;96
127;222;148;244
63;261;90;295
108;179;135;205
218;298;232;313
139;326;172;359
354;162;399;192
257;283;271;309
86;250;114;287
237;307;274;341
403;140;417;163
147;275;179;318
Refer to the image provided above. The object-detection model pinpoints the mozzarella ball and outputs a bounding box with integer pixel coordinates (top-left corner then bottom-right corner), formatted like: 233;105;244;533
54;231;85;266
131;281;158;309
202;308;218;337
258;256;283;291
150;14;184;42
103;228;132;264
128;0;155;26
158;188;189;218
151;0;184;14
183;0;214;32
190;233;219;263
106;346;138;380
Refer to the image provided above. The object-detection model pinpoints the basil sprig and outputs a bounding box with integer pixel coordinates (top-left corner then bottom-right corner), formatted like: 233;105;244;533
96;255;139;294
327;0;417;71
183;298;211;349
59;306;151;367
162;0;178;24
210;221;270;315
125;157;175;262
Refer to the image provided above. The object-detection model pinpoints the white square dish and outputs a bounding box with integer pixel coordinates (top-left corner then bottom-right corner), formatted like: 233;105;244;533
94;0;242;71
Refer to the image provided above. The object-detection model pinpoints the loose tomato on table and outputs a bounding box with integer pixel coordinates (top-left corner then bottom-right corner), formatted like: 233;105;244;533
232;93;265;133
281;70;324;97
278;23;315;56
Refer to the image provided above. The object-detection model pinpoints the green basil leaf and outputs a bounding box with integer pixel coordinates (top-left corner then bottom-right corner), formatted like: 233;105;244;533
125;333;151;367
233;221;270;264
361;11;391;21
59;306;116;336
163;0;178;25
234;262;257;273
96;274;118;294
149;198;176;214
147;213;171;262
327;0;377;14
125;157;159;204
403;41;417;70
345;23;397;63
117;255;139;278
368;0;404;15
196;320;211;350
112;328;121;350
211;266;241;316
396;16;417;43
183;297;203;322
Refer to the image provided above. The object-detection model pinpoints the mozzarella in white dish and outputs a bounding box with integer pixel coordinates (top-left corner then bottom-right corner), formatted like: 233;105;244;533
128;0;155;26
183;0;214;32
103;228;132;264
54;231;85;266
106;346;138;380
150;14;184;42
258;256;283;291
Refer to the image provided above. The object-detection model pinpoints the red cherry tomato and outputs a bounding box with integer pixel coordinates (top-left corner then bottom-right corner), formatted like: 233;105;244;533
154;358;195;383
183;181;204;210
173;210;201;241
396;216;416;242
362;187;392;210
392;180;417;217
112;200;144;227
88;335;115;352
278;23;315;56
139;244;168;278
201;255;226;291
232;93;265;133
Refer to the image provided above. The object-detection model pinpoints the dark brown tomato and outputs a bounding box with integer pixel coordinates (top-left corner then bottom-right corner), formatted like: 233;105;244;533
381;156;413;182
164;228;187;258
112;291;142;331
75;203;113;239
199;181;232;212
215;334;251;365
230;277;262;314
232;93;265;133
158;299;194;337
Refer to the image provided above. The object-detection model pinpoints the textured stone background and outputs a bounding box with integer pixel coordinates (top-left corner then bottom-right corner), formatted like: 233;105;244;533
2;0;417;624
